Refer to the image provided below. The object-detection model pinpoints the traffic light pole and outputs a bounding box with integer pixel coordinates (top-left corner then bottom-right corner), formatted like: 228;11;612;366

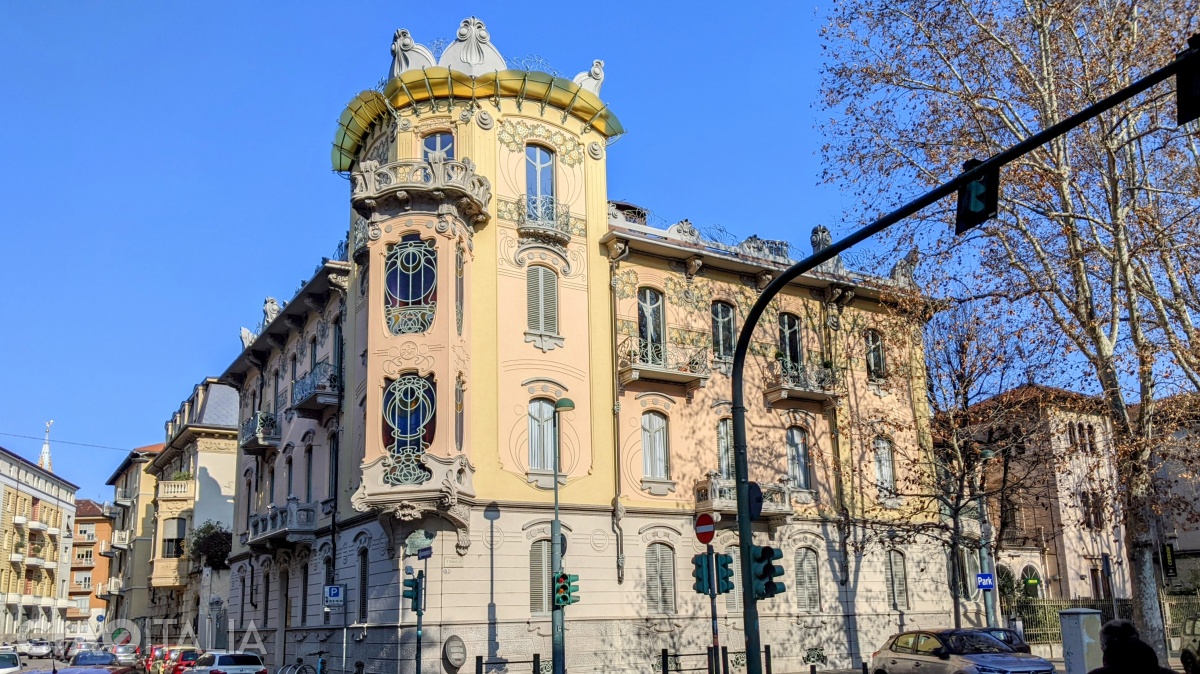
415;570;424;674
729;38;1200;674
551;426;565;674
706;545;720;656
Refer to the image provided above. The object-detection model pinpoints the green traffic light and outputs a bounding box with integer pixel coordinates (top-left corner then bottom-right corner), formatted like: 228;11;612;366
751;545;786;600
715;553;735;595
691;553;711;594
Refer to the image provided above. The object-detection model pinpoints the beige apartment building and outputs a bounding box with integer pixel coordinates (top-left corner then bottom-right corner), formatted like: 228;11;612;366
215;17;967;674
101;444;163;639
0;442;76;640
65;500;112;635
142;378;239;648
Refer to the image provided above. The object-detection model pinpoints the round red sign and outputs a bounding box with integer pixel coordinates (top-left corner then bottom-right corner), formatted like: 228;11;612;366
695;513;715;544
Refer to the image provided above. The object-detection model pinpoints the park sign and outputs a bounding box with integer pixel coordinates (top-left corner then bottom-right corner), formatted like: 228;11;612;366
976;573;995;591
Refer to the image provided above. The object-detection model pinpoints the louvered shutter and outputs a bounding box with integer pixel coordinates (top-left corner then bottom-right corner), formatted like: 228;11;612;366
527;268;543;332
530;540;550;614
795;548;819;612
526;267;559;335
660;544;676;614
887;550;908;609
543;269;558;335
646;544;661;613
725;548;742;612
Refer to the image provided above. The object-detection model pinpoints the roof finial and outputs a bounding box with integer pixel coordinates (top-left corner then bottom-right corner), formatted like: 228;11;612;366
39;420;53;472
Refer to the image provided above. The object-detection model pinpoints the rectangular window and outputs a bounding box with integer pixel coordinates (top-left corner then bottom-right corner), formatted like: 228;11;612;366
324;559;334;626
305;448;313;503
263;566;270;626
301;564;309;627
162;518;187;559
328;434;339;500
717;419;734;480
711;302;735;361
78;523;96;541
74;571;92;589
526;266;559;336
75;597;90;610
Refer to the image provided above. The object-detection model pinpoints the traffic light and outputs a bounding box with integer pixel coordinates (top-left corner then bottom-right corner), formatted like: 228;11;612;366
1178;35;1200;125
553;571;579;606
402;572;423;614
955;159;999;235
715;553;735;595
750;545;785;600
691;553;711;595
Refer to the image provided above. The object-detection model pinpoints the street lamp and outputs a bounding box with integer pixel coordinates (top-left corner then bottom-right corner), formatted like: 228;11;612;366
551;398;574;674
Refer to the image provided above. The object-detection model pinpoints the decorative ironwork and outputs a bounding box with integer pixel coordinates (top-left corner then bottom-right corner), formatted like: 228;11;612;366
505;54;565;78
695;474;791;516
382;374;436;485
516;195;573;248
768;360;841;391
332;238;348;262
454;372;464;452
385;235;438;335
350;156;492;225
617;336;710;376
292;361;339;406
239;411;279;453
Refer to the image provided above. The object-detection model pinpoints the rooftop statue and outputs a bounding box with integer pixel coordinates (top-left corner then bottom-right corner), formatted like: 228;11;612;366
573;59;605;95
263;297;281;327
390;29;435;79
437;17;506;77
239;327;256;350
811;225;847;276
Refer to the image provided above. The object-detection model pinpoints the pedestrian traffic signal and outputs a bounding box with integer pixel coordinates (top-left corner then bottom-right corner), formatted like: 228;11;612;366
553;572;579;606
691;553;711;595
714;553;735;595
750;545;785;600
402;572;423;614
955;159;999;235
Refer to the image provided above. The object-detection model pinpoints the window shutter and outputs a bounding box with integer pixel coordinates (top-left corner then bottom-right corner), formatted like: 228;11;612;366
646;544;661;614
796;548;819;612
887;551;908;609
527;268;543;332
544;269;558;335
530;540;550;614
660;545;675;615
725;549;742;612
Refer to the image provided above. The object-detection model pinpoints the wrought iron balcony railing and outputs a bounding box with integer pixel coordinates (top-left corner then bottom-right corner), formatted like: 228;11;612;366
239;411;280;456
616;336;711;394
291;361;340;419
763;359;843;405
241;497;318;548
516;195;572;247
694;474;793;517
350;156;492;229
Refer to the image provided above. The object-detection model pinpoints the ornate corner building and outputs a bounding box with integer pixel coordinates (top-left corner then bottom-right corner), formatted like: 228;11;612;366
217;18;970;672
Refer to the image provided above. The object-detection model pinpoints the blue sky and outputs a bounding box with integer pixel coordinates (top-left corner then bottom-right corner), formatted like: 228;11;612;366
0;1;849;500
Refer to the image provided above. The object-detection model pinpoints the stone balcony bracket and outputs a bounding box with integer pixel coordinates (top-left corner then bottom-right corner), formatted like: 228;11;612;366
616;336;711;399
352;452;478;557
349;155;492;236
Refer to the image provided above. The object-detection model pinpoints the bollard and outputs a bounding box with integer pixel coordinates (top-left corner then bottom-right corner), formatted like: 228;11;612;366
661;648;670;674
721;646;730;674
532;654;540;674
475;656;483;674
763;645;772;674
809;664;815;674
706;647;714;674
861;661;869;674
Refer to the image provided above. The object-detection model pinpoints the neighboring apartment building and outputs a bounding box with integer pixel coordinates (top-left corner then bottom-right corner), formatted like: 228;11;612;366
101;444;163;641
144;379;239;648
219;17;952;673
65;499;112;635
973;384;1132;602
0;442;77;639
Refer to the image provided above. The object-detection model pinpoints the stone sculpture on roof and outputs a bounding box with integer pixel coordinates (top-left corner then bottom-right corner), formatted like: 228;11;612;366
390;28;436;78
810;225;847;275
573;59;605;95
437;17;506;77
889;247;919;287
263;297;281;327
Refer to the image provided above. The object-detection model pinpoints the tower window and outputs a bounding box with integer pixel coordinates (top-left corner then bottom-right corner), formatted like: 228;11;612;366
422;132;454;161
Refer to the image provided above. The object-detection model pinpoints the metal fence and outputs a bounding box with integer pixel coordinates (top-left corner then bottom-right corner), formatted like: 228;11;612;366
1000;593;1200;645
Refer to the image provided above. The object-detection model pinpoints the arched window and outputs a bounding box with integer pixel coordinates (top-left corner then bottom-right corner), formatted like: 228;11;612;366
384;234;438;335
1067;422;1078;449
724;547;742;612
281;567;291;628
950;547;980;600
1077;423;1087;452
642;412;670;480
309;336;318;371
357;548;369;623
528;399;557;472
997;565;1016;599
272;369;281;412
1012;425;1026;455
645;543;676;615
285;457;294;498
1020;565;1042;598
422;132;455;161
874;437;896;498
711;302;735;361
779;313;803;368
885;549;908;609
526;266;560;343
327;433;339;500
529;539;551;614
865;329;887;380
638;288;666;366
788;427;812;491
244;478;253;529
717;419;734;480
1086;424;1097;453
239;576;246;627
795;547;820;612
267;466;276;506
525;145;556;217
290;355;297;392
304;446;313;502
382;374;436;485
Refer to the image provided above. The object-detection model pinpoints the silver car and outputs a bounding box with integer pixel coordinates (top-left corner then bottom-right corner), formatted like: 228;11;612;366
871;629;1056;674
110;644;141;667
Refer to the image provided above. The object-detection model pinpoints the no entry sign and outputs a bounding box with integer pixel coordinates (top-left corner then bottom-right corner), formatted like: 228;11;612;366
695;513;715;544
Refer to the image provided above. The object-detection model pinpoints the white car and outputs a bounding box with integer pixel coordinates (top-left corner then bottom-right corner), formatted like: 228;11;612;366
0;650;22;674
27;640;53;657
11;642;30;656
188;652;266;674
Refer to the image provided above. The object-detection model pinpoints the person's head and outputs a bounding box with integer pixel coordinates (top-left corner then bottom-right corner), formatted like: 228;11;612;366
1099;619;1140;650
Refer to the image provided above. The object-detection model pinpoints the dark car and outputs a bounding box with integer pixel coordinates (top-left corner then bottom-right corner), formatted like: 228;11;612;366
977;627;1033;654
24;650;137;674
1182;615;1199;674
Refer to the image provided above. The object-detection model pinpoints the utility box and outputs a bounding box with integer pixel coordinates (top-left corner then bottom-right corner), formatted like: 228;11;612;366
1060;608;1103;674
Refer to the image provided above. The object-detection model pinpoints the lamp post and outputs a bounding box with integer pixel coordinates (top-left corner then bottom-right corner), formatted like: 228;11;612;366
552;397;574;674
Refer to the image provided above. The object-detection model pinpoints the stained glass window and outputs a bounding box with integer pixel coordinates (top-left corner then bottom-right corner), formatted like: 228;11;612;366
638;288;666;366
385;234;437;335
382;374;436;485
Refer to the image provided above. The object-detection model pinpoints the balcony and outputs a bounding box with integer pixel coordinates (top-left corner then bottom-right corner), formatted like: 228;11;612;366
516;195;573;248
71;583;93;594
241;498;319;549
149;558;186;588
73;556;95;568
25;555;45;568
694;474;793;518
8;553;23;564
97;541;113;558
239;411;280;456
43;559;58;570
47;527;60;537
999;526;1046;549
114;488;134;508
111;530;131;550
56;598;72;610
21;594;35;605
3;593;17;604
28;520;48;532
616;336;710;395
97;579;125;598
39;596;54;607
349;157;491;246
157;480;195;501
13;515;26;527
763;360;843;405
291;362;340;419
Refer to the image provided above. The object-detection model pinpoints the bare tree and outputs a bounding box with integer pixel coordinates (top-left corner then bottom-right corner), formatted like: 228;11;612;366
821;0;1200;655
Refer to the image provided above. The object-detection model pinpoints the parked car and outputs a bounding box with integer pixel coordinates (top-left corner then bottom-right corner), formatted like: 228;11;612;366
27;639;54;657
165;648;201;674
109;645;141;667
67;642;102;661
54;639;73;660
12;641;31;656
143;646;167;673
0;651;22;674
871;629;1056;674
1182;615;1199;674
187;652;267;674
62;649;137;674
975;627;1033;654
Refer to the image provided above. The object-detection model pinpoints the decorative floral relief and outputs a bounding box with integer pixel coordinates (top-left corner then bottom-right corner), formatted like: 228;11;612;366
668;327;709;348
614;269;639;299
497;198;521;222
664;275;712;313
497;120;584;167
617;319;637;337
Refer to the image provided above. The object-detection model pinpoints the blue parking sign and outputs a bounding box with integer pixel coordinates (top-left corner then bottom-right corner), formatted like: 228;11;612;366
976;573;995;591
324;584;344;607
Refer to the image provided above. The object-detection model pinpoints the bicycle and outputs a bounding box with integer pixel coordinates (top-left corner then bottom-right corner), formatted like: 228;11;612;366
278;650;327;674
